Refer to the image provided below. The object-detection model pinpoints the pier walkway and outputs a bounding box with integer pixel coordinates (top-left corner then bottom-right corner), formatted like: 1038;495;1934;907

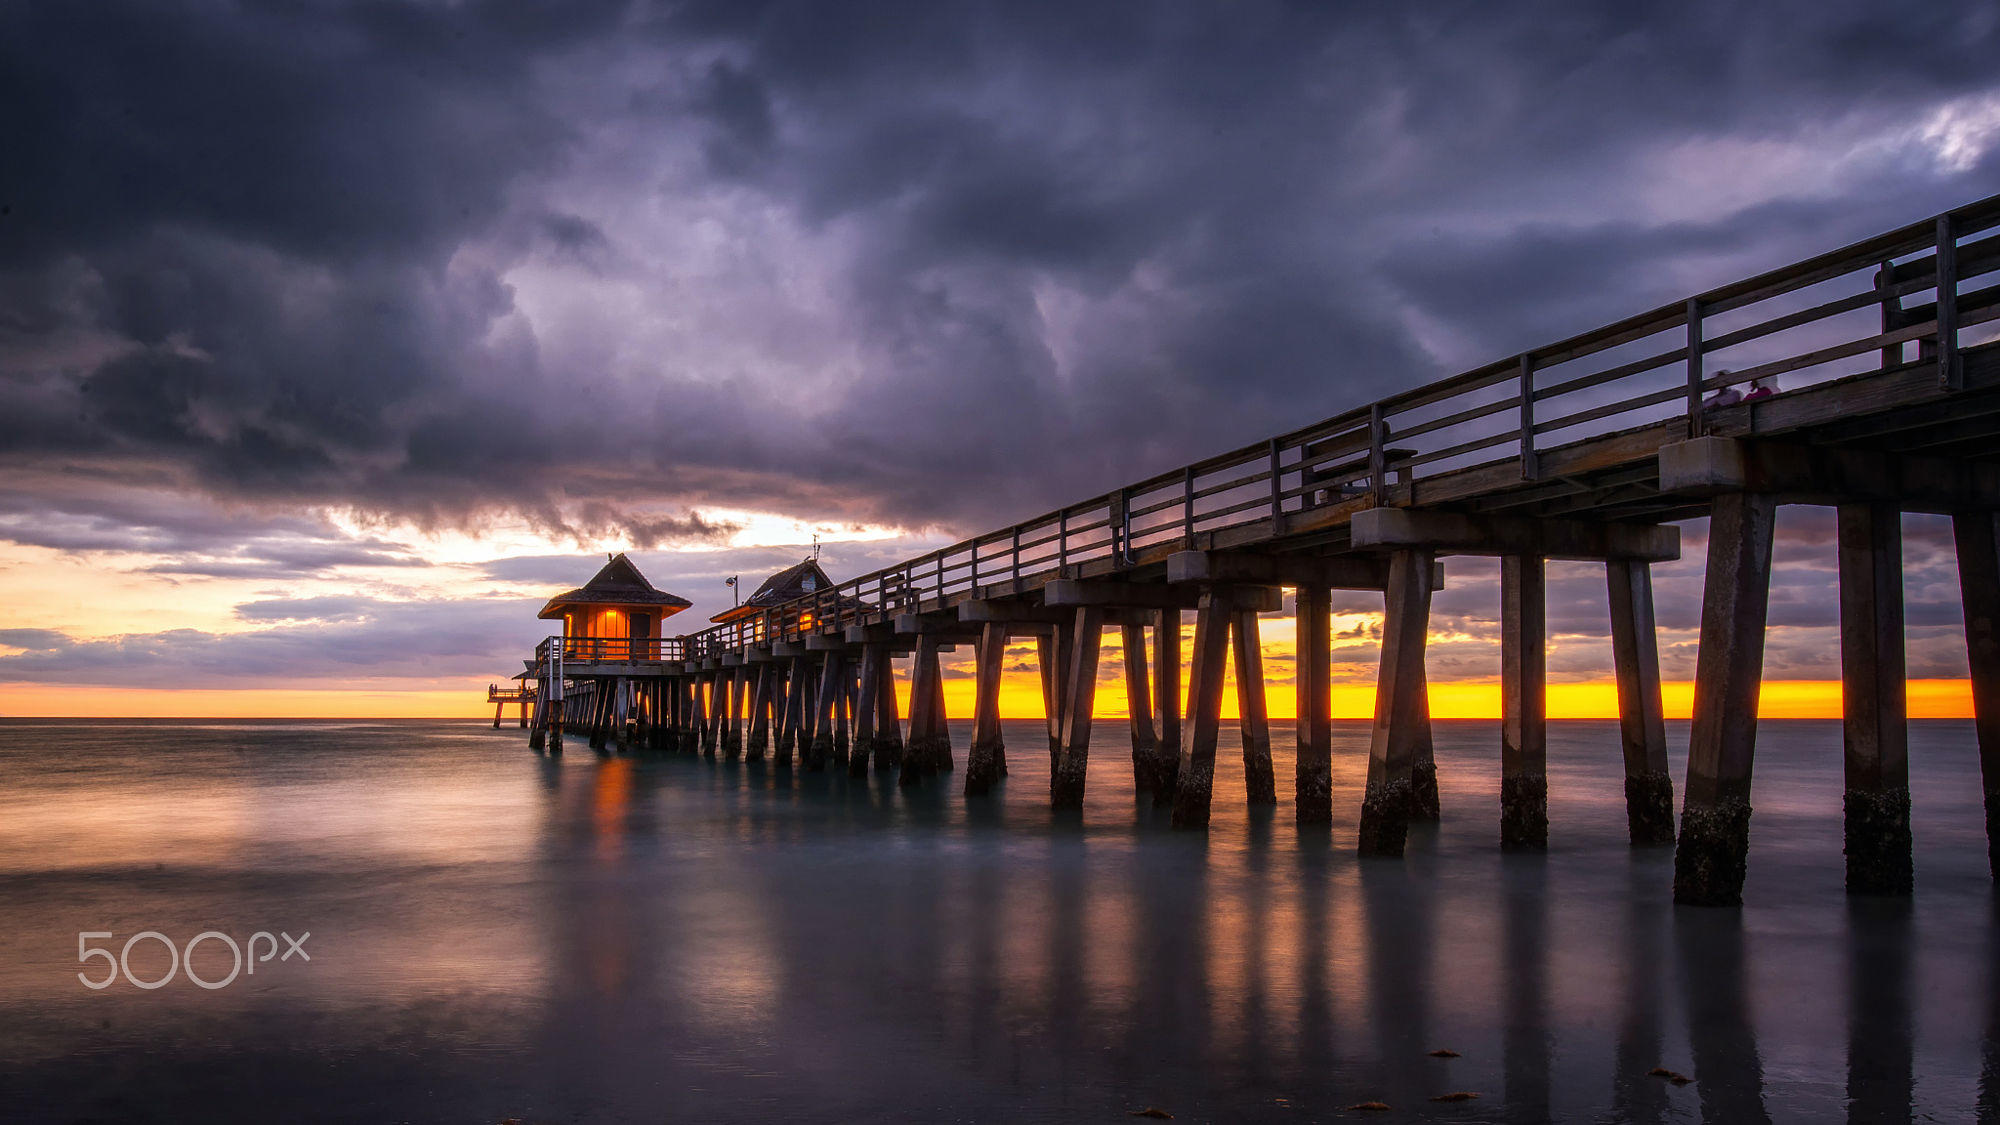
518;194;2000;906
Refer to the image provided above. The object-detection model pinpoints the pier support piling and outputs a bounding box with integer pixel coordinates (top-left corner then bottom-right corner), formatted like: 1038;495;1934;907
966;623;1008;796
1154;608;1182;802
1171;593;1233;829
1122;623;1156;792
930;639;954;772
874;656;904;770
1038;626;1070;772
1052;608;1105;808
1608;559;1675;844
779;658;806;765
747;663;771;761
833;663;853;767
1232;607;1277;806
1840;502;1912;895
1296;583;1334;824
701;675;720;756
1408;660;1440;820
1360;549;1433;856
851;643;886;778
1955;509;2000;881
1500;554;1549;851
1675;492;1777;906
901;635;944;786
808;653;842;771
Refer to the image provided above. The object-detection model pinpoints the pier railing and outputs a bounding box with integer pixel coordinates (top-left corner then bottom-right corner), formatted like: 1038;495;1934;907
673;195;2000;662
535;635;687;666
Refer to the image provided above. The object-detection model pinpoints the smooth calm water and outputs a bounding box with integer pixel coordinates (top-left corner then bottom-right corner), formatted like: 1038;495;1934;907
0;717;1994;1123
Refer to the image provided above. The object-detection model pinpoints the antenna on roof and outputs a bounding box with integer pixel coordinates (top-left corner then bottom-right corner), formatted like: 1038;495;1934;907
812;533;821;561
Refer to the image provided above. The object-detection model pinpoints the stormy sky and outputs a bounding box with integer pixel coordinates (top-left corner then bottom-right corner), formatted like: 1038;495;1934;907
2;0;1997;703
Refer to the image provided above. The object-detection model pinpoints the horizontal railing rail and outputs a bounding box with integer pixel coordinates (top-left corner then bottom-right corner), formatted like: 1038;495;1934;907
535;635;688;665
651;195;2000;664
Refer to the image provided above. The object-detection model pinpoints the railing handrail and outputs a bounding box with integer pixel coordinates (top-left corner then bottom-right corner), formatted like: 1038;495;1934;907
656;194;2000;662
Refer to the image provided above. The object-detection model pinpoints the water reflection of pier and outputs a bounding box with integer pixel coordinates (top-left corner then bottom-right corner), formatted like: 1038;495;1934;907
514;752;1955;1120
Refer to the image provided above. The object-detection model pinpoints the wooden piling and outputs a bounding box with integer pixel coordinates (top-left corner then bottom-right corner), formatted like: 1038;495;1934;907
679;676;699;753
1675;492;1777;906
851;644;885;778
1171;593;1232;829
1051;608;1105;808
1296;583;1334;824
1840;502;1912;894
1154;608;1182;803
589;680;611;751
902;635;942;786
832;661;853;767
932;643;955;773
875;656;904;770
1360;549;1433;856
493;700;504;729
1500;554;1548;850
1122;623;1156;791
1408;659;1440;820
1232;607;1277;806
966;622;1009;796
747;663;771;761
698;674;717;755
613;680;629;753
779;658;806;765
721;669;743;760
808;653;842;771
1038;626;1069;771
1607;559;1674;843
1954;509;2000;881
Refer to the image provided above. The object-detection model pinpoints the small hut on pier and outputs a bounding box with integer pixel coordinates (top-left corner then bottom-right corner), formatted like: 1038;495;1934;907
539;553;691;661
710;557;870;641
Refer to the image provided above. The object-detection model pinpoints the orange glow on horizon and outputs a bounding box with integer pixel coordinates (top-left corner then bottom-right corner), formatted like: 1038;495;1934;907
3;676;1976;720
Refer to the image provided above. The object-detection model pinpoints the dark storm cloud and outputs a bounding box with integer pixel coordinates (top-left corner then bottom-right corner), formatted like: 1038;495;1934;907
5;0;1997;549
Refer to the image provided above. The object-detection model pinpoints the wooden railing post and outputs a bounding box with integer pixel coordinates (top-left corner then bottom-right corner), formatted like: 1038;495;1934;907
1684;298;1705;437
1058;508;1069;573
1367;403;1386;505
1268;438;1285;533
1182;467;1196;542
1119;487;1133;565
1011;526;1022;587
1938;213;1961;391
1518;352;1538;481
969;538;979;592
1876;260;1902;370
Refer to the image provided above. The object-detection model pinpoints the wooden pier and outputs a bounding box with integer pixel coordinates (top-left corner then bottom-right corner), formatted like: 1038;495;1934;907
513;194;2000;906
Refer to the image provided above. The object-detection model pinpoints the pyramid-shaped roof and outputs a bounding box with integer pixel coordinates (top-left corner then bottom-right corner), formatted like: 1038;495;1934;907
537;553;692;620
710;558;835;623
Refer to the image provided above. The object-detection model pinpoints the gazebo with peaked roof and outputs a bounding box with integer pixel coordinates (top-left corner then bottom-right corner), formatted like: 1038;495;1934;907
710;556;875;641
538;553;691;660
710;557;836;625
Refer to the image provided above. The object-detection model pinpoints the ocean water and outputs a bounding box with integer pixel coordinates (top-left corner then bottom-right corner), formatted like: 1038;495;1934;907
0;716;1993;1123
